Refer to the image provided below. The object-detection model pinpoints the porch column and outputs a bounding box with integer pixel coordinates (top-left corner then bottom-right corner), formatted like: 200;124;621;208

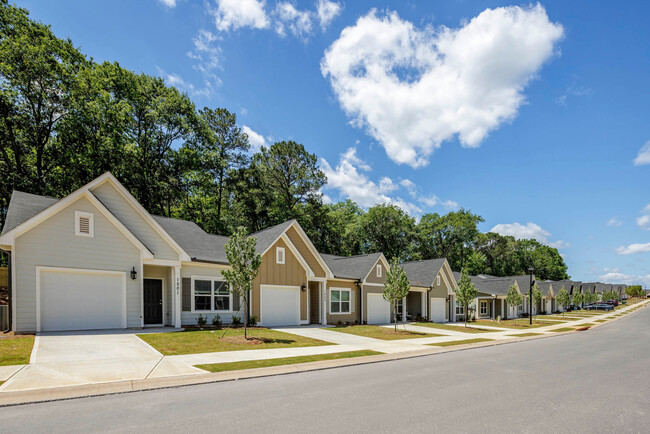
173;265;181;328
322;283;327;326
402;296;407;322
492;298;495;319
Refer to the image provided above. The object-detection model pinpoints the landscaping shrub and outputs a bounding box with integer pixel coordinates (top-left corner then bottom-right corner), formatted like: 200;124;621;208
196;314;207;327
231;315;241;327
212;315;222;328
248;316;257;327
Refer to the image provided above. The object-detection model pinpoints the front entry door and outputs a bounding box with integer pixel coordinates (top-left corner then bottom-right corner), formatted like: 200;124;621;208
144;279;163;325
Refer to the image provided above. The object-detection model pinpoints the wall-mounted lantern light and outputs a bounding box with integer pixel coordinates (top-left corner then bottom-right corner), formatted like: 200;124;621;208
131;267;137;280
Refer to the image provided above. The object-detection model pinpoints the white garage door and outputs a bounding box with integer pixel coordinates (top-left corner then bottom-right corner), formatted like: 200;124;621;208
367;293;390;324
260;286;300;327
430;298;446;322
40;269;126;332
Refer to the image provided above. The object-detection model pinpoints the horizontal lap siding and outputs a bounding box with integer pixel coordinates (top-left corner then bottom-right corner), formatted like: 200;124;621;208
91;182;178;261
326;281;359;324
180;263;240;325
252;238;307;321
15;196;142;331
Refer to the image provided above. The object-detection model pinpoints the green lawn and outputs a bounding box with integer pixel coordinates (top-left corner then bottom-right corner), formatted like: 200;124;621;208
549;327;575;332
196;350;382;373
0;335;35;366
430;338;493;347
137;328;331;356
469;319;561;329
506;332;543;337
414;322;492;334
579;323;595;326
594;319;607;322
327;325;441;340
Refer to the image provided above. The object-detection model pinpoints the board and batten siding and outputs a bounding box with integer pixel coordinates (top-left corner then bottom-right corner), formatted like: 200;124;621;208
326;280;359;324
91;182;179;261
14;196;142;331
364;261;386;285
285;226;326;278
143;265;172;326
251;238;307;321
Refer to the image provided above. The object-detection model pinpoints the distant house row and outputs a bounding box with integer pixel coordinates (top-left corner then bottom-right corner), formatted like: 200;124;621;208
451;272;629;320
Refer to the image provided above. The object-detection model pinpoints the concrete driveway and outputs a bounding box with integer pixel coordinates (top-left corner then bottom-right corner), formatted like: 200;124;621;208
0;329;202;392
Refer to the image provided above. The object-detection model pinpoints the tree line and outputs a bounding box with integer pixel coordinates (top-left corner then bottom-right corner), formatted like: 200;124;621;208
0;2;569;280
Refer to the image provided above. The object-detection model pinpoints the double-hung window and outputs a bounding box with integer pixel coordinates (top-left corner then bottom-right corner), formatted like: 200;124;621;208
330;288;351;314
396;298;403;316
193;278;231;312
479;301;488;316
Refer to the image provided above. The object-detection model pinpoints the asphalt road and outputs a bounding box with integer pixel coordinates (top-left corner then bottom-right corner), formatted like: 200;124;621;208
1;306;649;434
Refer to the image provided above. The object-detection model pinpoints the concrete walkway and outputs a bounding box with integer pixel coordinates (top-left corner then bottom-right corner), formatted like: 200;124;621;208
0;300;645;394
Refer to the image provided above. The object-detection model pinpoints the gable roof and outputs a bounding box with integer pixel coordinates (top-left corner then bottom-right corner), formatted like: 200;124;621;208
321;253;383;280
250;220;297;256
472;277;517;296
153;215;229;264
2;191;59;235
400;258;447;287
537;281;552;296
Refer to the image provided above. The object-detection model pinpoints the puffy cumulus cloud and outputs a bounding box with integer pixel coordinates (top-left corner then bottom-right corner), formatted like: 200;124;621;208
489;222;551;241
317;0;343;30
599;272;650;287
636;205;650;230
210;0;270;32
321;5;563;167
242;125;266;153
633;141;650;166
607;218;622;227
616;243;650;255
274;2;313;40
548;240;571;249
320;148;457;216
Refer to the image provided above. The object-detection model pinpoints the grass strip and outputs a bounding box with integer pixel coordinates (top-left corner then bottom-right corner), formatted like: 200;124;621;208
414;322;492;334
595;319;607;322
549;327;575;332
0;336;35;366
506;332;542;337
195;350;382;372
328;325;441;340
430;338;493;347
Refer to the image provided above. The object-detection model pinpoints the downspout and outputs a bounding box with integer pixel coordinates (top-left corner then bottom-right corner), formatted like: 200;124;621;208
5;251;11;332
356;280;363;324
427;285;433;321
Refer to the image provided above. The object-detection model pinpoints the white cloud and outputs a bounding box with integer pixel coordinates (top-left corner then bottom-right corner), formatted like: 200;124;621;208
321;5;563;167
599;272;650;287
607;218;622;227
274;2;313;40
321;147;458;216
185;29;222;96
548;240;571;249
158;0;176;8
636;204;650;230
442;200;460;210
633;141;650;166
489;222;551;242
210;0;270;31
242;125;266;153
616;243;650;255
317;0;343;30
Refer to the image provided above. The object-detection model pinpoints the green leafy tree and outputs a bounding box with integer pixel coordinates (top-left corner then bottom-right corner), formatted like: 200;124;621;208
583;290;596;306
359;204;417;261
626;285;644;298
464;251;487;276
456;269;478;327
221;227;262;339
506;284;522;324
530;283;542;320
572;292;584;310
383;257;411;331
556;287;571;315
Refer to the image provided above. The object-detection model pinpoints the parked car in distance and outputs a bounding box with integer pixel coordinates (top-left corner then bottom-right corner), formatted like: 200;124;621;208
601;300;618;307
585;303;614;311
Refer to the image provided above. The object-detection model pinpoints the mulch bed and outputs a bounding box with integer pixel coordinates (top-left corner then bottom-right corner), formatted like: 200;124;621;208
381;329;417;336
0;331;33;340
218;336;268;345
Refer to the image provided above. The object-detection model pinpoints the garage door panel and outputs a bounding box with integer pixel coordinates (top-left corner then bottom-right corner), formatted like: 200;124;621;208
430;298;446;322
40;270;125;332
260;286;300;327
367;294;390;324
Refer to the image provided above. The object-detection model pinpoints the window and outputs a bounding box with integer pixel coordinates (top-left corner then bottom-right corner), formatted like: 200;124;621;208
455;300;464;315
377;264;382;278
276;247;285;264
75;211;94;237
479;301;488;315
330;288;350;314
192;278;232;312
436;275;441;285
396;298;403;316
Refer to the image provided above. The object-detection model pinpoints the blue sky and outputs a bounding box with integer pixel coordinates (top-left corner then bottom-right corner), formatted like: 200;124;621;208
16;0;650;286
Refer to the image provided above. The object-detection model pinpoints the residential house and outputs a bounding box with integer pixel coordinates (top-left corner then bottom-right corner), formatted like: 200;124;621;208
401;259;457;323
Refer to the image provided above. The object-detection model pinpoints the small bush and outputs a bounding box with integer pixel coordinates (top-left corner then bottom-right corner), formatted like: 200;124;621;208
212;315;222;328
248;316;257;327
196;314;207;327
337;320;342;326
231;315;241;327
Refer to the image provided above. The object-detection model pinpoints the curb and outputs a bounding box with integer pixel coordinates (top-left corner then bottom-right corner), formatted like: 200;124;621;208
0;300;646;407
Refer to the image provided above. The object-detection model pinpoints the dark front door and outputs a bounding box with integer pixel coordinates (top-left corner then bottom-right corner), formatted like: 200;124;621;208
144;279;163;325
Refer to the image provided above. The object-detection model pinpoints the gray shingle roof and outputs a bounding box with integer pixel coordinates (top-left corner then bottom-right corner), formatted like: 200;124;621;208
537;281;552;296
471;277;516;296
550;281;580;295
581;282;597;293
321;253;383;280
2;191;59;235
153;215;229;264
594;282;612;293
400;259;447;287
250;220;296;256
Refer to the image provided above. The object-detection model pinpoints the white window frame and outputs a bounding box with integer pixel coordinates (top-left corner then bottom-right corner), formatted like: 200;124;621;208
395;298;403;316
329;288;351;314
377;264;382;278
436;275;441;286
191;275;233;313
75;211;94;238
479;300;488;316
276;247;285;264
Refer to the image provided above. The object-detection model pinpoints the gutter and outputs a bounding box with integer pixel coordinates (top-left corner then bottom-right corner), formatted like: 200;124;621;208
190;257;230;266
356;279;363;324
427;285;433;321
